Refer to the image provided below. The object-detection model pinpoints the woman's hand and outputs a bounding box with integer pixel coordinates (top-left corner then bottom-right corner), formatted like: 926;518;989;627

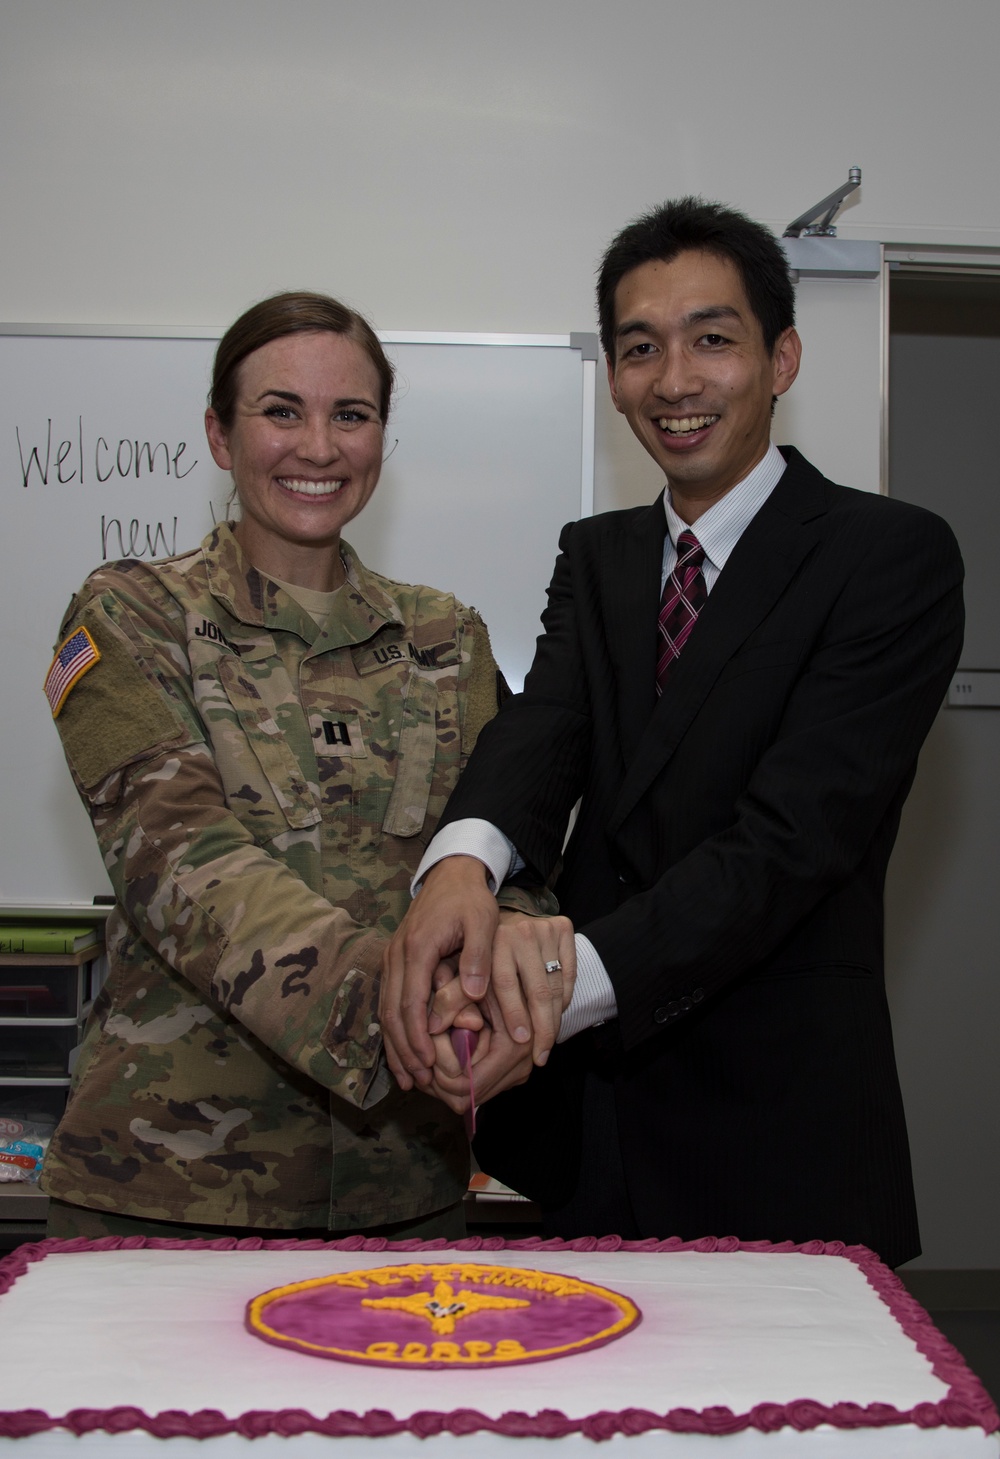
423;970;490;1114
411;915;575;1115
380;857;499;1090
422;971;537;1116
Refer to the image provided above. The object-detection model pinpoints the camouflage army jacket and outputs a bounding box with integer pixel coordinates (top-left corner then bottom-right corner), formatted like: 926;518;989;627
41;523;506;1229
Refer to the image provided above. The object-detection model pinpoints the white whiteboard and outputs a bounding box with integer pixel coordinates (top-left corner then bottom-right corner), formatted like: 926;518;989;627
0;328;596;908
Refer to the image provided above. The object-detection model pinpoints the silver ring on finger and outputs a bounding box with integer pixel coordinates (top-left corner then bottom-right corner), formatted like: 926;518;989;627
544;959;562;974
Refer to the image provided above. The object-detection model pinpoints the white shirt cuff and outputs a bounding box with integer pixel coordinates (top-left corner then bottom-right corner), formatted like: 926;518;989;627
557;934;618;1042
412;819;517;896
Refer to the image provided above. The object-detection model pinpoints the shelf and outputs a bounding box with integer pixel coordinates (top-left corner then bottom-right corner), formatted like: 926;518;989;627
0;1077;71;1088
0;1183;48;1221
0;946;101;967
0;1018;80;1028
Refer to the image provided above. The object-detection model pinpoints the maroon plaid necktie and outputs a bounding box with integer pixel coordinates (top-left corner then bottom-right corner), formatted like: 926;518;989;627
656;530;707;694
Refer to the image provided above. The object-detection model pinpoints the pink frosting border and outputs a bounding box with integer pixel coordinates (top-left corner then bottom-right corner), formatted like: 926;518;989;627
0;1234;996;1442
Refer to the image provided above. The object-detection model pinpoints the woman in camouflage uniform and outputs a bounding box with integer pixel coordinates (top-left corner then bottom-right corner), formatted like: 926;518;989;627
41;293;536;1240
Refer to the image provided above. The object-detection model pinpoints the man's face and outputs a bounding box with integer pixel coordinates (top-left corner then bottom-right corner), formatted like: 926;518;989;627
607;250;800;515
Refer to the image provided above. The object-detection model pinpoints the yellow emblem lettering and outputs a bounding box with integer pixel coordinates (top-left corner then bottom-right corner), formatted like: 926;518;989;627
463;1341;493;1360
365;1342;399;1359
493;1340;527;1359
430;1342;462;1362
402;1342;428;1362
365;1268;410;1286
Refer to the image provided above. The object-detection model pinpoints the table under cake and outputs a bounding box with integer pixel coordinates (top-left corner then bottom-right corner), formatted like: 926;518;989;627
0;1236;996;1456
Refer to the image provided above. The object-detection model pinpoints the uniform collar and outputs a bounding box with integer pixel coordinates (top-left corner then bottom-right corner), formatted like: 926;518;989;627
202;522;402;648
338;539;404;627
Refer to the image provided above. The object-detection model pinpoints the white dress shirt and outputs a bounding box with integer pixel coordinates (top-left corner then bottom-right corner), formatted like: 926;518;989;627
413;443;787;1040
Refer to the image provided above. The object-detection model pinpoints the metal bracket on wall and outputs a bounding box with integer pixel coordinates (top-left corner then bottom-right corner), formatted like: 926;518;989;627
780;168;880;280
784;167;862;238
780;237;881;280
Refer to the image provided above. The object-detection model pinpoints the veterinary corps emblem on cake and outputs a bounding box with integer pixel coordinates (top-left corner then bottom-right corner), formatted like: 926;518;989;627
246;1262;641;1368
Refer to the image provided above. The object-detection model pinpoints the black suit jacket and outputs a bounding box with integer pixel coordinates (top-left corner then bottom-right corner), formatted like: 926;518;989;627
446;449;964;1268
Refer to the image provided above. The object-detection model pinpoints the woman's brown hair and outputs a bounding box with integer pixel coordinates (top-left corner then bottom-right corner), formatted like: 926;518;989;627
210;292;394;427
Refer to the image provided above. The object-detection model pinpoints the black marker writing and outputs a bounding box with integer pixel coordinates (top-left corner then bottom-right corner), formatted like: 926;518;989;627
95;437;194;482
15;417;197;488
16;420;53;488
101;516;179;560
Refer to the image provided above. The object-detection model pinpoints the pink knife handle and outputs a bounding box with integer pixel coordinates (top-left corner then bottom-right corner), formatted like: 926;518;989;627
449;1028;479;1138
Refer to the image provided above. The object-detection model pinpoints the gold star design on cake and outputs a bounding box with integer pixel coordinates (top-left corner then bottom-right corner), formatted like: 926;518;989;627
361;1280;530;1335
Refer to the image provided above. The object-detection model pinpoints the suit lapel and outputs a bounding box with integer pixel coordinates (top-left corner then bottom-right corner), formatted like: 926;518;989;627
602;495;666;765
608;451;832;836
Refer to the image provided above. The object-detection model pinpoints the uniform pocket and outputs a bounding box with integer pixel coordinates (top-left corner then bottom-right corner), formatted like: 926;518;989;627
217;656;321;832
382;670;438;838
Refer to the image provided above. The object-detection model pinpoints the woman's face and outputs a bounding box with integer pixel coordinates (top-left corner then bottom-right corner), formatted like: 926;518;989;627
205;330;384;588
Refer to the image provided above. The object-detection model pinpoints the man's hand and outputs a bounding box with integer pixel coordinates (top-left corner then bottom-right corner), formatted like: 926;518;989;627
380;856;498;1091
429;965;487;1034
438;910;575;1068
423;916;574;1103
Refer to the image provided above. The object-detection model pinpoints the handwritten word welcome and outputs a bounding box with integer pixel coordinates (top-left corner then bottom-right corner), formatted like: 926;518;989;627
16;417;196;488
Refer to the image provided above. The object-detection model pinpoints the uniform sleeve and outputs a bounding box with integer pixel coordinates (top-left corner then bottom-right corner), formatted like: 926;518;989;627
458;607;510;761
50;571;388;1109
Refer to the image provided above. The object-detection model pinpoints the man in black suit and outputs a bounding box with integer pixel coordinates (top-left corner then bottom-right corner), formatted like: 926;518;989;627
381;199;963;1267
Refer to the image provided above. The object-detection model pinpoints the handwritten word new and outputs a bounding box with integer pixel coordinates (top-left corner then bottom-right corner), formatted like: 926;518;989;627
16;418;197;489
101;516;179;560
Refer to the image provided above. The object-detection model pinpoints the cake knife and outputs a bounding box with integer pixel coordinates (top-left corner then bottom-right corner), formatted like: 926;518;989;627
449;1027;478;1139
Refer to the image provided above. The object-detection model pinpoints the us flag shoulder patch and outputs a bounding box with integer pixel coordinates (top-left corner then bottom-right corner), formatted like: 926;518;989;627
44;626;101;718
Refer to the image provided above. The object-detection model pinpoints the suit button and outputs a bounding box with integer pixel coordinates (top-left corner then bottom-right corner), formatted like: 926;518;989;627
618;873;630;885
692;987;705;1004
667;1000;679;1017
680;996;693;1012
654;1007;670;1024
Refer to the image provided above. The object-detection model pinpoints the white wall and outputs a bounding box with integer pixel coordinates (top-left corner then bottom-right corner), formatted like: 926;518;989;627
4;0;1000;511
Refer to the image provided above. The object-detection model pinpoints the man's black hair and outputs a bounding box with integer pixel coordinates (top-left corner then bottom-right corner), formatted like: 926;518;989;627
597;197;795;360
